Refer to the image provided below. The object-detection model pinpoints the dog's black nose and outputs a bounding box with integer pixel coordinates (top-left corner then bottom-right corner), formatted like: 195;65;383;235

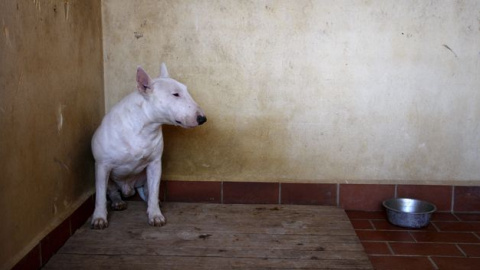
197;115;207;125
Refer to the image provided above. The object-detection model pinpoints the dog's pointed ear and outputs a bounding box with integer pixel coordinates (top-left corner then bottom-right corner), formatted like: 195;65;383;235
136;66;152;94
159;63;169;78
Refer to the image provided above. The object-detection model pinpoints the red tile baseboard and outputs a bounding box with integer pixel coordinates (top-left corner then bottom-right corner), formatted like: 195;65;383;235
397;185;453;212
12;182;480;269
455;186;480;212
166;180;221;203
160;182;480;212
281;183;337;205
12;244;41;270
223;182;279;204
339;184;395;211
12;195;94;269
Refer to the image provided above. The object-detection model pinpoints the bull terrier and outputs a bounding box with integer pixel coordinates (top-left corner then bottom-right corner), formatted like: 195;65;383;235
90;63;206;229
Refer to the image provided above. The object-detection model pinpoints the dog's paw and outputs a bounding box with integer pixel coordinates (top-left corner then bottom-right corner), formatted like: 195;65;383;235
148;214;166;227
91;217;108;229
111;200;127;211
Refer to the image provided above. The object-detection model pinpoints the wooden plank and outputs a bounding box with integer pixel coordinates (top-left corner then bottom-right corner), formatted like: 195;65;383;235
46;254;373;270
45;202;372;269
60;233;366;259
97;202;357;234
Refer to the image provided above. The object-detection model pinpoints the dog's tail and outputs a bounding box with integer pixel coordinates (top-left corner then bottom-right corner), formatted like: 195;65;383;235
136;186;147;202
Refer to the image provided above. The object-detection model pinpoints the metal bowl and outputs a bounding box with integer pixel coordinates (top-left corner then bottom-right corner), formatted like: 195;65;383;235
383;198;437;228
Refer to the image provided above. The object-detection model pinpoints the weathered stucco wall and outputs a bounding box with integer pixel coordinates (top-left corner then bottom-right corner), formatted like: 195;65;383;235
0;0;104;268
102;0;480;185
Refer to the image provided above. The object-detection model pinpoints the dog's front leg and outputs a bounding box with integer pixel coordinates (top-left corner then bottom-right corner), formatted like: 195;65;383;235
91;163;110;229
146;159;166;226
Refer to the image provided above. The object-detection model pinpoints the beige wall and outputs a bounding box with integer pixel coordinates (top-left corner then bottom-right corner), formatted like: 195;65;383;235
102;0;480;185
0;0;104;268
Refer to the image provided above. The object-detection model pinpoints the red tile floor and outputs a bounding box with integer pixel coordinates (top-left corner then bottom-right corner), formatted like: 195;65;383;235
347;211;480;270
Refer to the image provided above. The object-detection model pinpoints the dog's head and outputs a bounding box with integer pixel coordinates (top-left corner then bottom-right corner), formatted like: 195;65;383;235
136;63;206;128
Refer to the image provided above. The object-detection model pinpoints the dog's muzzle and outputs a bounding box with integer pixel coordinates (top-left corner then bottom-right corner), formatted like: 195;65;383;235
197;115;207;125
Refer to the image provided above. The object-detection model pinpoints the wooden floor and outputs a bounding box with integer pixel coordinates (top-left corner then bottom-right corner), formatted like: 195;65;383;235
45;202;372;269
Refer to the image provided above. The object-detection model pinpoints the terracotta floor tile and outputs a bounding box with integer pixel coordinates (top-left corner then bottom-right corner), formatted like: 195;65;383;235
355;230;414;242
340;184;395;211
351;219;374;230
372;220;437;231
361;242;392;255
397;185;452;212
390;242;463;256
369;255;435;270
434;221;480;232
346;210;386;220
411;231;480;243
432;257;480;270
432;212;460;221
458;244;480;257
456;213;480;222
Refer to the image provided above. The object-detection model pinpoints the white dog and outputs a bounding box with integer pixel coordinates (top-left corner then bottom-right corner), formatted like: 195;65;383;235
90;63;206;229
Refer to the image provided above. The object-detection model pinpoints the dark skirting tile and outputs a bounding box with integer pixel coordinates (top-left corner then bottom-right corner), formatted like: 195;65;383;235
70;195;94;232
455;186;480;212
223;182;279;204
12;244;41;270
397;185;452;211
166;181;221;203
340;184;395;211
40;218;71;265
281;183;336;205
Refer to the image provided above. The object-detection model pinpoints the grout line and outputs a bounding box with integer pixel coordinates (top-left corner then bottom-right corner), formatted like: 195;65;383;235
451;186;455;213
336;183;340;207
278;183;281;205
394;184;398;198
386;242;395;255
431;222;441;232
455;243;467;257
408;231;418;243
220;181;223;204
428;256;439;270
369;219;376;230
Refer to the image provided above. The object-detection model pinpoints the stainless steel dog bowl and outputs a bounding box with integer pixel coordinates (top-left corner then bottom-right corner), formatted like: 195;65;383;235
383;198;436;228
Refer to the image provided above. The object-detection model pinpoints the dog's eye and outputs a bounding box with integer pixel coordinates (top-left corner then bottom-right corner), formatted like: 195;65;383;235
173;93;180;97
